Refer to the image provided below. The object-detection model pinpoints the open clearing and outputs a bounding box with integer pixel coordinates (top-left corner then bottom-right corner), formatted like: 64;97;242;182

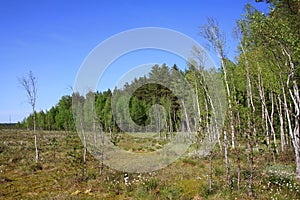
0;129;299;199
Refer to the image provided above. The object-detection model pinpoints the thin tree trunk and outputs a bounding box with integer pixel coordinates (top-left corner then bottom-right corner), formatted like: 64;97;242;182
221;57;235;149
92;107;96;145
199;18;233;186
270;92;278;155
173;111;179;133
224;130;230;186
258;69;270;146
276;95;286;152
181;100;191;134
193;70;201;124
33;108;38;162
34;135;38;162
279;71;293;144
243;44;253;197
261;90;278;155
200;18;235;148
237;143;241;192
209;150;213;192
80;119;87;178
246;93;254;197
247;134;254;197
198;67;222;150
19;71;38;163
168;108;172;138
100;128;104;175
281;45;300;180
155;106;161;137
83;138;87;178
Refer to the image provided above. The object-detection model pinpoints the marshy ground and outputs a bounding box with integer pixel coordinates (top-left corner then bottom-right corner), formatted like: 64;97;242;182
0;129;299;199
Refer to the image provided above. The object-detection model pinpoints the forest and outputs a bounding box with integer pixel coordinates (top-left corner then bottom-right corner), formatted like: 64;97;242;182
5;0;299;199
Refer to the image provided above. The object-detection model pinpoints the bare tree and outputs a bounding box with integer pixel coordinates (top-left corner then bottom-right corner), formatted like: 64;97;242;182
19;70;38;162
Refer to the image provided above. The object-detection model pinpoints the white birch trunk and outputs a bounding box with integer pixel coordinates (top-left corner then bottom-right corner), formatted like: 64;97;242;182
221;59;235;149
270;92;278;154
281;46;300;180
80;118;87;178
181;100;191;135
277;95;286;152
224;130;230;185
33;107;39;162
243;44;253;197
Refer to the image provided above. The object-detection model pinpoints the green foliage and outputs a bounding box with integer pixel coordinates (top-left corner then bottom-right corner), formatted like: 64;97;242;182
144;178;159;191
181;157;197;166
160;185;183;199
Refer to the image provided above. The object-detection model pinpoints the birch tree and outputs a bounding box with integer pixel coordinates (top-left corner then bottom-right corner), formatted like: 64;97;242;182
239;1;300;179
199;17;232;185
19;70;39;163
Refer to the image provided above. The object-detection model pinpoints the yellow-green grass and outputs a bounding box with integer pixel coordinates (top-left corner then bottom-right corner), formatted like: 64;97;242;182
0;129;299;199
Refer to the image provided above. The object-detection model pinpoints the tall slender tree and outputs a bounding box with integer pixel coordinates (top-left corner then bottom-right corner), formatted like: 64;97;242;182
19;70;38;162
199;17;232;186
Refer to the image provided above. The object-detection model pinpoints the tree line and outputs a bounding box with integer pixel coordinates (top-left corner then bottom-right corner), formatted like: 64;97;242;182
19;63;194;134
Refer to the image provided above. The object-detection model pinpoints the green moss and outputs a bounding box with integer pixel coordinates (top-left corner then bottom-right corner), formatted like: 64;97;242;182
0;129;299;199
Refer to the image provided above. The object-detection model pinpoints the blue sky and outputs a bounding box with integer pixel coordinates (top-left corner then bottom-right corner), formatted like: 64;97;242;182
0;0;269;123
